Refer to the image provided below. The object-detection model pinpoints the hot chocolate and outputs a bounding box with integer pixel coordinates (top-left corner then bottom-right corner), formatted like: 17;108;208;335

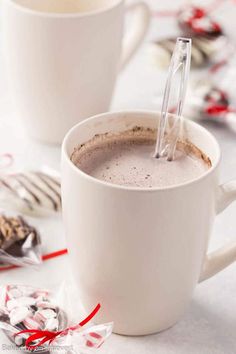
71;127;211;188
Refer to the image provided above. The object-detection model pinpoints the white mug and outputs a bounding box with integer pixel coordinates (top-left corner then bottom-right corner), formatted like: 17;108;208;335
61;111;236;335
1;0;150;144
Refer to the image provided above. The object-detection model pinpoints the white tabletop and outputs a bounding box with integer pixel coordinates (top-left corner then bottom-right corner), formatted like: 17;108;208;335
0;0;236;353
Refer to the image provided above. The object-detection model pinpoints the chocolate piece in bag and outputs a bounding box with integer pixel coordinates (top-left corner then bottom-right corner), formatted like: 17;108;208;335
0;215;42;267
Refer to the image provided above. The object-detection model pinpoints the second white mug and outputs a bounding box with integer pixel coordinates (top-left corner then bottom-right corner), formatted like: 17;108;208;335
1;0;150;144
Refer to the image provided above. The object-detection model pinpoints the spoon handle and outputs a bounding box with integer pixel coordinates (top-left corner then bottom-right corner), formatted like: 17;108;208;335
155;37;192;160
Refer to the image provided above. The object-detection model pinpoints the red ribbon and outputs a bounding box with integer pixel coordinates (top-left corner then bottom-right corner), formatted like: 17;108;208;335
42;249;68;262
0;248;68;272
16;303;101;350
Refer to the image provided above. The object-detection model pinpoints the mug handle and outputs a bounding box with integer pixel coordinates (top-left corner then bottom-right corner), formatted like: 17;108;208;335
120;2;150;70
199;180;236;282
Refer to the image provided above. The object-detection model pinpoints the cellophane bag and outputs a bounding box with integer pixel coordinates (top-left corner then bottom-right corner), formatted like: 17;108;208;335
0;169;61;217
186;55;236;133
0;213;42;268
0;284;113;354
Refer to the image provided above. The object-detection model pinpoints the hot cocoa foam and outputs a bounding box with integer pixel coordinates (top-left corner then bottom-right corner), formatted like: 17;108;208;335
71;127;211;188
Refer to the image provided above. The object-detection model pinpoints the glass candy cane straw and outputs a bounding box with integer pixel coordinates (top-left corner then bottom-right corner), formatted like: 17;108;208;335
154;37;192;160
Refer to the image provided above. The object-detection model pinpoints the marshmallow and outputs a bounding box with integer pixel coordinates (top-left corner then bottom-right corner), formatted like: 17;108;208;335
34;290;49;298
7;297;36;312
8;288;22;299
18;297;36;307
14;335;24;346
10;307;31;326
23;317;41;330
7;299;18;311
45;318;59;331
36;301;56;309
36;309;57;320
18;286;35;297
35;296;44;303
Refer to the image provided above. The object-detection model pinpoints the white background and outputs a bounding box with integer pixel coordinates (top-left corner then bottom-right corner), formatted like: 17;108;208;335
0;0;236;353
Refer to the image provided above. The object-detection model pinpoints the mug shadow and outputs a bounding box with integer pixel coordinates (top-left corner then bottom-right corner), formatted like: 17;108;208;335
100;300;236;354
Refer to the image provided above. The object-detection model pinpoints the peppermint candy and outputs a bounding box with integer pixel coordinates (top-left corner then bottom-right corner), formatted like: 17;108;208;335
0;285;67;351
10;307;32;326
0;285;113;353
178;5;223;37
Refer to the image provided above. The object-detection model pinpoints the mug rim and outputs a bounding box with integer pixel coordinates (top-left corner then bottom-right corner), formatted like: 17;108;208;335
5;0;123;18
62;110;221;192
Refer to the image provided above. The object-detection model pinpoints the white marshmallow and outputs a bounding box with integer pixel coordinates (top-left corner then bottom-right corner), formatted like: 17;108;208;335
7;299;18;311
7;297;36;312
18;286;35;297
45;318;59;331
23;317;41;330
37;309;57;320
36;301;56;309
34;312;45;323
8;288;22;299
15;335;24;346
34;290;49;298
18;297;36;307
35;296;44;303
10;307;32;326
